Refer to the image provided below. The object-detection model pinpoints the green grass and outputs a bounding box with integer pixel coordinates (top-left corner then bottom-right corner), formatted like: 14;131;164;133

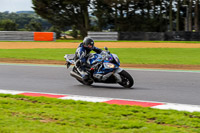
0;94;200;133
0;48;200;65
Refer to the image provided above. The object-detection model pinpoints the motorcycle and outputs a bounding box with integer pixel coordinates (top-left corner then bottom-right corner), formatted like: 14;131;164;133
64;47;134;88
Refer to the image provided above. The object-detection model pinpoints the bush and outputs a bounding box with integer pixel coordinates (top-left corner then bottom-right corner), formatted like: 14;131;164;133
25;20;42;31
0;19;18;31
48;26;61;39
70;25;78;39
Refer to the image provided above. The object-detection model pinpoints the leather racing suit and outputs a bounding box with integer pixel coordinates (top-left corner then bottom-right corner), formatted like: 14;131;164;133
74;43;102;80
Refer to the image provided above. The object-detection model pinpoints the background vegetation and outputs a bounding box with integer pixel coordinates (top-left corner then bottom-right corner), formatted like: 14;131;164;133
0;11;52;31
32;0;200;38
1;0;200;39
0;11;65;38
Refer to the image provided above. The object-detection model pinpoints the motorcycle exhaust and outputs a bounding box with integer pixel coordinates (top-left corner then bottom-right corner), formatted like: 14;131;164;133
70;71;83;81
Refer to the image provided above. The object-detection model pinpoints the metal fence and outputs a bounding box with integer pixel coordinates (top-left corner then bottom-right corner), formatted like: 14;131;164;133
119;32;200;41
88;31;200;41
0;31;55;41
1;31;200;41
88;31;118;41
119;32;165;41
0;31;33;41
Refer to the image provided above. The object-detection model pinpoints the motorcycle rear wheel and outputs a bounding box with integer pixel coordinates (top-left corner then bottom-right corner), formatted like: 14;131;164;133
72;66;93;85
76;79;93;85
118;70;134;88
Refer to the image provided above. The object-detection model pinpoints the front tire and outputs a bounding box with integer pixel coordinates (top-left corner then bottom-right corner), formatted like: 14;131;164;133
118;70;134;88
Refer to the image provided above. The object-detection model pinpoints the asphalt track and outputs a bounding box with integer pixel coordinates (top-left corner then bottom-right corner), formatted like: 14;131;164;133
0;63;200;105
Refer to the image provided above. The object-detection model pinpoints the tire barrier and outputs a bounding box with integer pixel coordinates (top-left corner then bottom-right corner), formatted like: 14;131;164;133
0;31;56;41
34;32;55;41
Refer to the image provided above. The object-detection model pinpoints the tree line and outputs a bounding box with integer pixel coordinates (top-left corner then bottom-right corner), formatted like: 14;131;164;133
0;12;52;31
32;0;200;38
1;0;199;39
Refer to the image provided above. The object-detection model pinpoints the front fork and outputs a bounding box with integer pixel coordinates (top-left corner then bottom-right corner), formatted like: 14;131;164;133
113;68;123;83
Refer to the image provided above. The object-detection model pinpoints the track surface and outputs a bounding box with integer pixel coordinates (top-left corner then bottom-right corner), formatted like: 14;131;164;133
1;63;200;105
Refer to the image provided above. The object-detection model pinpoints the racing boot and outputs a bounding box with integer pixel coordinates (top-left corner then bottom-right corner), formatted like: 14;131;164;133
82;73;89;81
78;68;89;81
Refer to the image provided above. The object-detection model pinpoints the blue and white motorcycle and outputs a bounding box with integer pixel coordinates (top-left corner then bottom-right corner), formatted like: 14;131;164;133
64;47;134;88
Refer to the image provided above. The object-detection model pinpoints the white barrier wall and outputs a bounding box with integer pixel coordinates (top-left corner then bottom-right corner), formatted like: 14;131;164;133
88;31;118;41
0;31;56;41
0;31;33;41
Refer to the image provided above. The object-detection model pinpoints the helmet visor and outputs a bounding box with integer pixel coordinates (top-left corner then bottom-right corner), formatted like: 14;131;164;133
88;44;93;49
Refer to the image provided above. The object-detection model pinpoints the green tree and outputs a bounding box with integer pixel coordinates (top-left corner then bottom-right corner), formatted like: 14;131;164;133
0;12;52;31
48;26;61;39
169;0;173;31
25;20;42;31
176;0;180;31
92;0;113;31
32;0;90;38
195;0;199;31
0;19;18;31
30;0;198;33
70;25;78;39
189;0;193;31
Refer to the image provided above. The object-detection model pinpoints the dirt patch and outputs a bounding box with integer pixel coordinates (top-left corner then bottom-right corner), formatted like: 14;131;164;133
0;42;200;70
1;42;200;49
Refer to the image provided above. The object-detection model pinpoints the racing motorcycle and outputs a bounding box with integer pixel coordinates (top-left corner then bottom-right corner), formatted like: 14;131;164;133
64;47;134;88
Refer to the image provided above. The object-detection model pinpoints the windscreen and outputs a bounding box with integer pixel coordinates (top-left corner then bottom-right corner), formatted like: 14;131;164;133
100;51;113;61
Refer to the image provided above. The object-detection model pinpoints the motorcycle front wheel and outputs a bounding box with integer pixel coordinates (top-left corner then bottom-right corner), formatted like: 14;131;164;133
118;70;134;88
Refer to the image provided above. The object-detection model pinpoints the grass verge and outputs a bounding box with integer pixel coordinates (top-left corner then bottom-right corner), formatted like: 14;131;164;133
0;48;200;65
0;94;200;133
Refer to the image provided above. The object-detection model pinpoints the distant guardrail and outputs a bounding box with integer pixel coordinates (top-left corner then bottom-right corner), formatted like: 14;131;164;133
0;31;56;41
88;31;200;41
118;32;200;41
3;31;199;41
119;32;165;41
88;31;118;41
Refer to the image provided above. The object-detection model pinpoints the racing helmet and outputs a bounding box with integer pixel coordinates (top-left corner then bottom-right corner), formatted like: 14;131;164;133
83;37;94;50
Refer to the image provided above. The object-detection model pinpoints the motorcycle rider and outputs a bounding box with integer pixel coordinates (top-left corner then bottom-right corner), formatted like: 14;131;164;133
74;37;102;81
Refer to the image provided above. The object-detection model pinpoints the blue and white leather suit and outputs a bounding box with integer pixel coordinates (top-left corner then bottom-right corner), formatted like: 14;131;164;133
75;43;102;71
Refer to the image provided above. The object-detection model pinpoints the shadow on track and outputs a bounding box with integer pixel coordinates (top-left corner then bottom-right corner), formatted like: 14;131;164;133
89;86;152;90
75;84;135;90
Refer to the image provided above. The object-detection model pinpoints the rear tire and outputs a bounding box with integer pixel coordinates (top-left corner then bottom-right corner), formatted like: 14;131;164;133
72;67;93;85
76;79;93;85
118;70;134;88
